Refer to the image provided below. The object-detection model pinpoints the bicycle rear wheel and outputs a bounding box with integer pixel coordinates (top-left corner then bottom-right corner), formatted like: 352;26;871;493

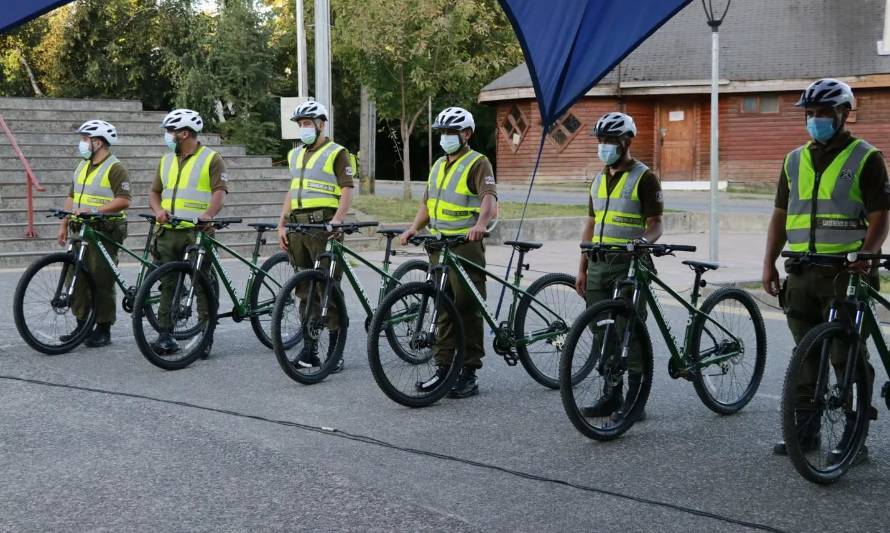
382;259;430;361
781;322;871;484
559;299;653;441
689;287;767;414
132;261;217;370
514;272;584;389
13;252;95;355
249;251;293;349
367;281;464;407
271;269;347;385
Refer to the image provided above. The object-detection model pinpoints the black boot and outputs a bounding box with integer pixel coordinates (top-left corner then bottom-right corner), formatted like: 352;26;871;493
774;408;821;455
416;366;450;392
611;373;644;422
84;323;111;348
151;332;181;355
295;341;321;368
59;319;86;342
329;331;344;373
581;379;623;418
448;368;479;399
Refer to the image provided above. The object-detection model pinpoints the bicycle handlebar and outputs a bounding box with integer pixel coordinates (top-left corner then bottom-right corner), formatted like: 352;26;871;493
580;241;696;257
406;232;490;248
285;221;379;235
47;208;123;221
167;215;243;230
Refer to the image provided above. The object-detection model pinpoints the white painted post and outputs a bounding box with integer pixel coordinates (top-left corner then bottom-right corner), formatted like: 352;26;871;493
314;0;333;137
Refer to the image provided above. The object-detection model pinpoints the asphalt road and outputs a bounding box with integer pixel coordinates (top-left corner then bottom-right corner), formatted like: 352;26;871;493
1;259;889;532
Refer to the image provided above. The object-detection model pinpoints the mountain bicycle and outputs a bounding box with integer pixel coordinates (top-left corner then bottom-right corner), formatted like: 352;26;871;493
559;242;767;440
14;209;160;354
269;221;428;384
778;250;890;484
131;216;291;370
367;234;583;407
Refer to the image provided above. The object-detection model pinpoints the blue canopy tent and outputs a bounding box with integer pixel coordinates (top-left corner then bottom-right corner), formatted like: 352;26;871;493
493;0;693;314
2;1;74;34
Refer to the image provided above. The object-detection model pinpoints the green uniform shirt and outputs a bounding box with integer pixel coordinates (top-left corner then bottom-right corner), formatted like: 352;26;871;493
775;131;890;213
67;153;132;200
422;145;498;203
587;160;663;218
151;143;229;195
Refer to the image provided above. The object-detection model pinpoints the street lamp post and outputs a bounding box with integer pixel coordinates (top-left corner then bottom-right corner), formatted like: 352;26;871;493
703;0;730;262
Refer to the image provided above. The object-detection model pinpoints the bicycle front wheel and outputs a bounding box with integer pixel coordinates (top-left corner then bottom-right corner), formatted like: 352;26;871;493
559;299;653;441
132;261;217;370
271;269;347;385
13;252;95;355
367;281;464;407
249;251;292;349
781;322;871;484
689;287;767;414
514;272;585;389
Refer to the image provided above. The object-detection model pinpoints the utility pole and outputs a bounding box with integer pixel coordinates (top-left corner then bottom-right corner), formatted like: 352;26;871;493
703;0;730;262
314;0;333;137
360;86;377;195
295;0;308;97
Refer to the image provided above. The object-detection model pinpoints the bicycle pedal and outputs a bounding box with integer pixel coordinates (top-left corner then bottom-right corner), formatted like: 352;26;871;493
503;352;519;366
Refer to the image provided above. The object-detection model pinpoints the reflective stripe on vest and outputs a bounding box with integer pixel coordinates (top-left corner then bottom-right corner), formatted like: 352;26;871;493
160;146;216;228
590;161;648;244
72;155;122;212
289;141;344;210
784;139;874;253
426;150;484;235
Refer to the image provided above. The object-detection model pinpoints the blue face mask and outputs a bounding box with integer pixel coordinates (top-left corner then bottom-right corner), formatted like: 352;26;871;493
440;134;462;155
598;143;621;166
807;117;836;143
298;126;318;145
164;132;177;151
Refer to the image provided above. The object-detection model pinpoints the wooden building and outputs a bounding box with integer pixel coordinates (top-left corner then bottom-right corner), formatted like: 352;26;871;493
479;0;890;187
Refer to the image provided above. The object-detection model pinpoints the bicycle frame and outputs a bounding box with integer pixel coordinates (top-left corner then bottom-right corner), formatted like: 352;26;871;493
314;237;404;318
73;220;156;293
185;230;284;321
621;254;744;374
430;245;565;348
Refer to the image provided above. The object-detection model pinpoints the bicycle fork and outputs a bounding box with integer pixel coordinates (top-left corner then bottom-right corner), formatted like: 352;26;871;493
410;264;448;350
56;228;88;307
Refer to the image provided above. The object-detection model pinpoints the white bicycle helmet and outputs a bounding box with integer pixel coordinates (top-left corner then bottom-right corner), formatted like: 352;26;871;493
291;99;329;122
161;109;204;132
432;107;475;132
76;120;118;145
594;112;637;138
796;78;855;109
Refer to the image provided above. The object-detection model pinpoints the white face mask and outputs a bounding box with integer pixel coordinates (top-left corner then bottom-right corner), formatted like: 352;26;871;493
164;131;177;151
299;126;318;145
78;140;92;159
440;134;462;155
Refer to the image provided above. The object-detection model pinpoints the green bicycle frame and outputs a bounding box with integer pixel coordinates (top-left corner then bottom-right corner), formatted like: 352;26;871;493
71;217;156;294
624;254;744;374
837;273;890;374
435;245;565;348
187;230;284;320
315;237;408;318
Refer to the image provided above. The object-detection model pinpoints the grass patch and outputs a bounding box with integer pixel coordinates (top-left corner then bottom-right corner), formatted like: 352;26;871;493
352;196;589;223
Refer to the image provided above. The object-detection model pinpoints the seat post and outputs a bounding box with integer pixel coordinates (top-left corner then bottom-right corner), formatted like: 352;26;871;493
382;234;395;271
513;248;528;285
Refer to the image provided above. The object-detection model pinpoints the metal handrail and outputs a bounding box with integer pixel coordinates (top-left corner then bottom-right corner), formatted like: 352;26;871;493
0;114;45;238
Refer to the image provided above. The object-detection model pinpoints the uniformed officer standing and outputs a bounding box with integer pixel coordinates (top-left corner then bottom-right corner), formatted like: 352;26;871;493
576;112;664;420
148;109;228;354
763;79;890;459
400;106;498;398
58;120;131;347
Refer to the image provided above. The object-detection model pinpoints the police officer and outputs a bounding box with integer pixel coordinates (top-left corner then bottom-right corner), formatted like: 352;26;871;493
148;109;228;354
575;112;664;419
58;120;131;347
400;106;498;398
763;79;890;459
276;99;355;372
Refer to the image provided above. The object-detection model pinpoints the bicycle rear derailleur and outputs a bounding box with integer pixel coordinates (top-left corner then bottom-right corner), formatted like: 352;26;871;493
121;285;137;313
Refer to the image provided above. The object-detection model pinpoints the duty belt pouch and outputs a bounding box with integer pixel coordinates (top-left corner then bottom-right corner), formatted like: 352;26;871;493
778;279;788;310
783;258;803;275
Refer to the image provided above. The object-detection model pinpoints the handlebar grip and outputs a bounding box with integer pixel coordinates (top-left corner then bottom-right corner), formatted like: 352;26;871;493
669;245;697;252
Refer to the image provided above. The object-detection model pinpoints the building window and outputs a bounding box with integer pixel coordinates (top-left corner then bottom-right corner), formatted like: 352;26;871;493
741;95;780;114
547;111;583;152
500;104;530;153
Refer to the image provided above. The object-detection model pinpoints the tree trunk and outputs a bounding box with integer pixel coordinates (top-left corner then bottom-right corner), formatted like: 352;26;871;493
401;121;412;200
17;50;43;97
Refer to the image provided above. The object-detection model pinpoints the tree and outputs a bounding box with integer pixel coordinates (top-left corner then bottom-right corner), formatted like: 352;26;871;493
333;0;521;199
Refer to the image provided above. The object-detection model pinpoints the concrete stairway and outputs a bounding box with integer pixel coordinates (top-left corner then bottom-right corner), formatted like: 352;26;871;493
0;97;374;268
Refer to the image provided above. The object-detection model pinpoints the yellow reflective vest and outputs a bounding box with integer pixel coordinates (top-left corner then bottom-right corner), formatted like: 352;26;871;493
590;162;648;244
426;150;484;235
72;155;122;213
289;140;348;210
159;146;217;229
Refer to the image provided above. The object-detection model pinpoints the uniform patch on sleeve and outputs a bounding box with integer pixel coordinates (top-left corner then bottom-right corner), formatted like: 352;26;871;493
884;181;890;194
655;191;663;203
221;173;229;182
121;182;130;191
484;175;496;185
345;166;354;176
